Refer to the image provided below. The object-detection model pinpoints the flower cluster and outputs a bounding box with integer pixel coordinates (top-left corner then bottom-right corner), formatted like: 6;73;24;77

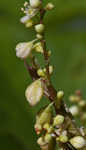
15;0;86;150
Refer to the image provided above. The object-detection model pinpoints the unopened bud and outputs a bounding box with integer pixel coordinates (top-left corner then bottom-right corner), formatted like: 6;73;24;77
43;123;50;130
44;134;52;143
79;100;86;107
34;42;43;53
57;91;64;99
30;0;41;8
53;115;64;126
36;34;43;40
45;3;54;10
69;105;79;116
59;135;68;143
35;24;45;33
49;66;53;74
70;136;86;149
25;19;33;28
37;69;45;77
25;79;43;106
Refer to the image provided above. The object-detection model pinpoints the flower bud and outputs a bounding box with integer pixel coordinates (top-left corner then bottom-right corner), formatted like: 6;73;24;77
37;69;45;77
59;135;68;143
44;134;52;143
79;100;86;107
49;66;53;74
25;79;43;106
36;103;53;126
48;126;54;133
45;3;54;10
53;115;64;126
16;41;34;59
43;123;50;130
34;123;42;135
57;91;64;99
25;19;33;28
36;34;43;40
70;136;86;149
34;42;43;53
30;0;41;8
35;24;45;33
69;105;79;116
69;95;80;102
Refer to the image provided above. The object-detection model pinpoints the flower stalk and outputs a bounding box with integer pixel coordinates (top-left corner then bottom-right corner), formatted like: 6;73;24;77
16;0;86;150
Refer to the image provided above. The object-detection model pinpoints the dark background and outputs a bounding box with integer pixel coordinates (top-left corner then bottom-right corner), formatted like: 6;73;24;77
0;0;86;150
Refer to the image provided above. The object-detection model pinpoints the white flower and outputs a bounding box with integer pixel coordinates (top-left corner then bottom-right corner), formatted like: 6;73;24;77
16;41;33;59
20;6;38;24
25;79;43;106
30;0;41;8
70;136;86;149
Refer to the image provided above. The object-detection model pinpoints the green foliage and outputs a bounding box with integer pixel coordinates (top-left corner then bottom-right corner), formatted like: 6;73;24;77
0;0;86;149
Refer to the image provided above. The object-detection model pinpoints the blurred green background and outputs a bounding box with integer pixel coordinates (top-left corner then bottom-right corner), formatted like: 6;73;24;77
0;0;86;149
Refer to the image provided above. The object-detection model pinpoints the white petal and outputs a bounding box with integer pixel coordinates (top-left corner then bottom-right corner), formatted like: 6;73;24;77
20;16;30;23
16;42;33;59
25;79;43;106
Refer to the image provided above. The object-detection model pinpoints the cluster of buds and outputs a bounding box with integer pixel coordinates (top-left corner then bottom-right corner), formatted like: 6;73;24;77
16;0;86;150
69;90;86;123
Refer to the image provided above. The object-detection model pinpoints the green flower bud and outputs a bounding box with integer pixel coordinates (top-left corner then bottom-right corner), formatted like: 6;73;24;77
30;0;41;8
59;135;68;143
43;123;50;130
36;34;43;40
36;103;53;126
69;95;80;102
45;3;54;10
25;79;43;106
48;126;54;133
57;91;64;99
37;69;45;77
79;100;86;107
49;66;53;75
69;105;79;116
25;19;33;28
53;115;64;126
44;134;52;143
34;42;43;53
70;136;86;149
35;24;45;33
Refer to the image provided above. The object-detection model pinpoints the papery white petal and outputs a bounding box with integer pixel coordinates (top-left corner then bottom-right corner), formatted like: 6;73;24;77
16;42;33;59
25;79;43;106
20;16;30;23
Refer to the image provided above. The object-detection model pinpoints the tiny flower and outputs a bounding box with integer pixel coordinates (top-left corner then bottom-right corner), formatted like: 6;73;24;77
34;123;42;134
35;24;45;33
43;123;50;130
30;0;41;8
25;79;43;106
20;6;38;24
57;91;64;99
69;105;79;116
16;41;34;59
59;135;68;143
53;115;64;126
69;136;86;149
34;42;43;53
45;3;54;10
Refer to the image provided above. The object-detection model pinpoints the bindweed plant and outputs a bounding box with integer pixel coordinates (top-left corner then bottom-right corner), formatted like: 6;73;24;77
15;0;86;150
